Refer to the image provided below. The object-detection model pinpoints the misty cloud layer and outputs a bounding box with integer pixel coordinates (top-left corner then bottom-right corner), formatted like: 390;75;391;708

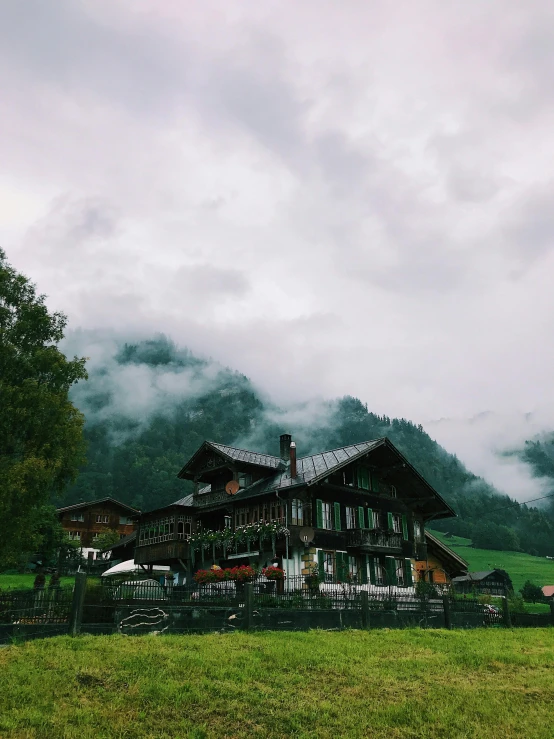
2;2;554;476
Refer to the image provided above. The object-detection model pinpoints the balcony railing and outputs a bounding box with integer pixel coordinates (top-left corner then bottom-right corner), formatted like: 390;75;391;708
346;529;403;550
193;490;230;507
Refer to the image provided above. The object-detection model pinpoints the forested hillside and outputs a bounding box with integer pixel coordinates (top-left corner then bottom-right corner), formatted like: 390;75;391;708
60;334;554;556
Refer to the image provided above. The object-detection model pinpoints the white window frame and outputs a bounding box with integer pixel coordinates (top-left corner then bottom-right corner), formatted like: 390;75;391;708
395;558;406;586
348;555;358;579
345;506;356;530
323;551;334;582
291;499;303;526
392;514;402;534
322;502;332;530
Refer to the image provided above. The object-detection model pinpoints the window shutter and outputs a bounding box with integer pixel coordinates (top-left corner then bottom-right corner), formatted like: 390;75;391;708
317;550;325;579
404;558;413;587
369;557;376;585
366;508;373;529
316;499;323;529
387;512;394;532
402;515;409;540
385;556;397;586
357;506;365;529
334;502;341;531
361;555;369;584
359;467;369;490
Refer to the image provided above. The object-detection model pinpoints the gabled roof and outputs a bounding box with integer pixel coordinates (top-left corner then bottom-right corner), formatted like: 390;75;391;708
542;586;554;598
56;497;141;515
172;436;455;520
452;570;504;583
425;531;468;571
177;441;284;480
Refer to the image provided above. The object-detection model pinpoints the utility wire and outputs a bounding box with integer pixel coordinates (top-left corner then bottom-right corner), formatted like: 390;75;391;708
462;491;554;520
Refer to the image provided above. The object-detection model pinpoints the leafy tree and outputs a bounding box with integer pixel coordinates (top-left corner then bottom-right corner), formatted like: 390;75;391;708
520;580;544;603
94;529;121;553
0;249;87;565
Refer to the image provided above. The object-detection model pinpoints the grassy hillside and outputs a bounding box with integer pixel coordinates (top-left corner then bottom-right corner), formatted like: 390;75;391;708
1;631;553;738
429;530;554;592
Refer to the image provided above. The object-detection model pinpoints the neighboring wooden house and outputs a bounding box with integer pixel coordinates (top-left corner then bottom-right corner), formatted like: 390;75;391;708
134;434;462;587
452;569;513;596
57;498;140;558
414;531;468;586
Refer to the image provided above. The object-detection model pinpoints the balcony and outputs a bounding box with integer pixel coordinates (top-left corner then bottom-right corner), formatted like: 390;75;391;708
193;490;230;508
346;529;403;552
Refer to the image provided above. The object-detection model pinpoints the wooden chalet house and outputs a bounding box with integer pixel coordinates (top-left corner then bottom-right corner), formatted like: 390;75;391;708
57;497;140;559
135;435;461;588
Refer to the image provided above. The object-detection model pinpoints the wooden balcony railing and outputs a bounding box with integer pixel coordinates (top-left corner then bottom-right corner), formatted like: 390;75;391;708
346;529;403;550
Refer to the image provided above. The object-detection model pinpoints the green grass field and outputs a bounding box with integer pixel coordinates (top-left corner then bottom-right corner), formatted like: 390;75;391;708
428;530;554;594
0;630;553;738
0;574;75;591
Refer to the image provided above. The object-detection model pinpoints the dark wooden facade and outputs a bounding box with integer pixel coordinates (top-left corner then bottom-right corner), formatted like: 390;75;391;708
133;436;461;586
57;497;140;549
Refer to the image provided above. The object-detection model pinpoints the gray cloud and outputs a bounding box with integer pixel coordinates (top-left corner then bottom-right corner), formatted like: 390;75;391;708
3;0;554;498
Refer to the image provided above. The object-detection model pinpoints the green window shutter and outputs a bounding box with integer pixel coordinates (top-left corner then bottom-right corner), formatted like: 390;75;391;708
366;508;373;529
359;467;369;490
402;514;409;540
369;557;376;585
385;556;397;586
387;512;394;532
404;558;413;587
316;499;323;529
357;506;365;529
337;552;348;582
317;550;325;579
361;555;369;584
334;502;341;531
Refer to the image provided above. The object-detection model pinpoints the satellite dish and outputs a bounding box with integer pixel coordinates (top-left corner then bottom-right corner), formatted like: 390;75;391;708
225;480;240;496
299;527;314;545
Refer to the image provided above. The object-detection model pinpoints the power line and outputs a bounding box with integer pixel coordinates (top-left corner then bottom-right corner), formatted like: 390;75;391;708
463;491;554;520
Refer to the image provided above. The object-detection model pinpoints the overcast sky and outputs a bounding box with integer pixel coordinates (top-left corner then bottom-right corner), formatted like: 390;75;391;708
2;1;554;495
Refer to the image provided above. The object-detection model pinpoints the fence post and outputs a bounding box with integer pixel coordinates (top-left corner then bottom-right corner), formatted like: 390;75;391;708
502;596;512;628
361;591;370;630
243;583;253;631
69;572;87;637
442;594;452;630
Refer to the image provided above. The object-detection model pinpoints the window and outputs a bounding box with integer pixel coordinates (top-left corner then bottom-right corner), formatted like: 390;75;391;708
323;551;334;582
342;468;354;486
390;485;397;498
395;558;405;586
291;499;303;526
69;531;81;540
414;520;422;542
322;502;332;530
345;506;356;530
357;467;370;490
348;555;358;580
374;561;386;586
392;514;402;534
96;515;110;524
119;516;130;525
71;513;84;522
372;510;382;529
238;473;252;489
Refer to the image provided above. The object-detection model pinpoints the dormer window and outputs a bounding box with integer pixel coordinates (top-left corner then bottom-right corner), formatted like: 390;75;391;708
238;473;252;489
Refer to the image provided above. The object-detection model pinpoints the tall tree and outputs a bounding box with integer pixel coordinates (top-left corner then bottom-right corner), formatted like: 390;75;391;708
0;249;87;564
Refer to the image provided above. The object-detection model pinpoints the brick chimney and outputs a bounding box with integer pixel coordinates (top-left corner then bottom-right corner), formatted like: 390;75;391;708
290;441;297;479
280;434;292;461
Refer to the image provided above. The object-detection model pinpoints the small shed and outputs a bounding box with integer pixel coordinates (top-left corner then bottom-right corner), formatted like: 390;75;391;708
452;569;513;596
